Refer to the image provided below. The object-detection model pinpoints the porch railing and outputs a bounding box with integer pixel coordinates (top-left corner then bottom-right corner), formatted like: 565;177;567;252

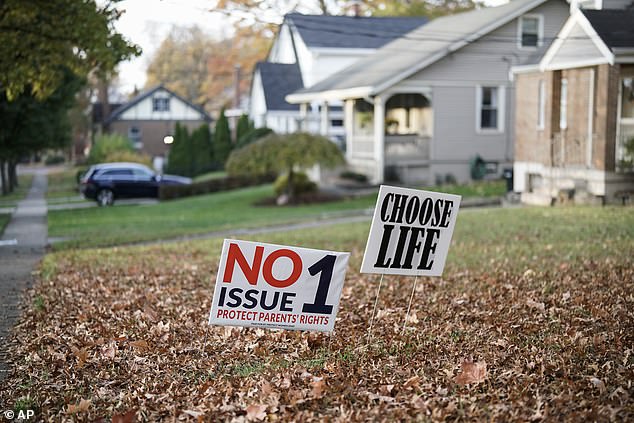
385;134;430;162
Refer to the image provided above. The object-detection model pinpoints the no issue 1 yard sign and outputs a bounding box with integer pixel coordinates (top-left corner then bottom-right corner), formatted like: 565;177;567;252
361;185;461;277
209;239;350;332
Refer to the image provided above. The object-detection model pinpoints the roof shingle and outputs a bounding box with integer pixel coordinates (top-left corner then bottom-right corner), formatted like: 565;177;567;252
257;62;303;111
285;13;428;49
583;9;634;49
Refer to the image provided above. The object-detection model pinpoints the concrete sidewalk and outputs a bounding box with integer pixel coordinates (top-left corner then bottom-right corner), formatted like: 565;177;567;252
0;169;48;381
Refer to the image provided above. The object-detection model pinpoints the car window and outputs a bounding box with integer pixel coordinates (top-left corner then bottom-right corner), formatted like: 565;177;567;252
82;167;97;181
100;169;133;177
132;168;154;178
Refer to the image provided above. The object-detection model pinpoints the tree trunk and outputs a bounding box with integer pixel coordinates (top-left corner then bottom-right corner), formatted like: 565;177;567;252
98;77;111;133
0;160;7;196
8;160;17;191
286;167;294;202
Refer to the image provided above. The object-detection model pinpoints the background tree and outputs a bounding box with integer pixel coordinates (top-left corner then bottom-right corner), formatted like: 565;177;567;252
0;70;83;194
165;123;191;177
226;132;344;201
0;0;140;100
213;110;233;168
366;0;477;18
145;26;271;112
202;26;271;112
0;0;139;195
235;114;253;145
211;0;480;24
145;26;213;107
190;124;214;176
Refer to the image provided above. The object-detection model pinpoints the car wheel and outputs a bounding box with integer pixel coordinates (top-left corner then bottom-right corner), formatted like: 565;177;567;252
96;189;114;206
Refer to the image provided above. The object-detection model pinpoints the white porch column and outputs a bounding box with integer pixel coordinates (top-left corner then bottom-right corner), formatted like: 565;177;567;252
299;103;308;132
344;99;354;160
320;101;329;136
373;95;385;183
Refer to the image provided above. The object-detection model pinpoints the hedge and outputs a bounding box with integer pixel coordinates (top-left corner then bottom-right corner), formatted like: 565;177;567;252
159;173;277;201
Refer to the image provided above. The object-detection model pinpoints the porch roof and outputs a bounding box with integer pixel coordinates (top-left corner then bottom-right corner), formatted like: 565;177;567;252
286;0;552;103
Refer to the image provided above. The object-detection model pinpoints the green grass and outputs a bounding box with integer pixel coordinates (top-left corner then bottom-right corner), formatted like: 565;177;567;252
422;179;506;198
46;167;83;200
48;184;377;250
47;206;634;279
0;173;34;207
240;206;634;273
0;213;10;234
193;170;227;182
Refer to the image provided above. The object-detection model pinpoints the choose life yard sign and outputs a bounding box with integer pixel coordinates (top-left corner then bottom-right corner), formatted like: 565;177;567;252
361;185;461;277
209;239;350;332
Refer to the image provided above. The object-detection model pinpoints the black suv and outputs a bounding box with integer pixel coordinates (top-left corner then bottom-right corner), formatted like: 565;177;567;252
80;162;191;206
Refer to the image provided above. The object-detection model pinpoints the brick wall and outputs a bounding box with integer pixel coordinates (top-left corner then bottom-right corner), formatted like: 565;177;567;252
515;64;621;172
515;71;555;165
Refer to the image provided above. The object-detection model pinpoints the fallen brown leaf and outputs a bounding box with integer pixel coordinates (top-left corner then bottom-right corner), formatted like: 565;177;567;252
112;409;136;423
66;398;91;414
454;360;487;386
311;378;326;398
245;404;267;421
129;340;149;352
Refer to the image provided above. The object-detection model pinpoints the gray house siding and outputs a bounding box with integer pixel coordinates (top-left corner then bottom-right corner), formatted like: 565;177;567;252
428;85;513;181
406;0;569;83
391;0;569;181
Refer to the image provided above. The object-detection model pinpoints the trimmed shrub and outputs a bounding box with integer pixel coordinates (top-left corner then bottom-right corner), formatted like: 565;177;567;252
273;171;316;197
237;127;273;148
159;173;276;201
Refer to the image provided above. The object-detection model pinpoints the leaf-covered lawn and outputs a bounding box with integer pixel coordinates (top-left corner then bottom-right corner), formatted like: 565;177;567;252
2;207;633;421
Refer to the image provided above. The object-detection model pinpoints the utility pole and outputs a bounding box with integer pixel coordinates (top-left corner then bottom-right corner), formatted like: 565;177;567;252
234;65;241;109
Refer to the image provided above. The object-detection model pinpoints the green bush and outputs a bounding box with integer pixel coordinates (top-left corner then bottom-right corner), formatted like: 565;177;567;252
273;171;316;197
44;154;65;165
88;134;134;164
103;150;152;167
237;127;272;148
339;170;368;183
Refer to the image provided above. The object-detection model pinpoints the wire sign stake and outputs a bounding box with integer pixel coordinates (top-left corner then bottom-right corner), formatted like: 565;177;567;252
359;185;461;340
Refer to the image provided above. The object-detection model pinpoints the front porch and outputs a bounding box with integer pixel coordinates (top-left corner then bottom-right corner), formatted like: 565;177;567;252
340;92;433;184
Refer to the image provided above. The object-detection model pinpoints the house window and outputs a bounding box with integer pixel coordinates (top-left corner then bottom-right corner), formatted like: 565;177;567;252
537;80;545;129
477;86;503;131
621;77;634;119
128;126;142;149
560;78;568;129
519;15;542;48
152;97;170;112
331;119;343;127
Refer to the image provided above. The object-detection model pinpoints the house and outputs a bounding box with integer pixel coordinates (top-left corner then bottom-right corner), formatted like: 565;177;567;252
249;13;428;139
513;3;634;205
286;0;570;184
99;85;212;161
